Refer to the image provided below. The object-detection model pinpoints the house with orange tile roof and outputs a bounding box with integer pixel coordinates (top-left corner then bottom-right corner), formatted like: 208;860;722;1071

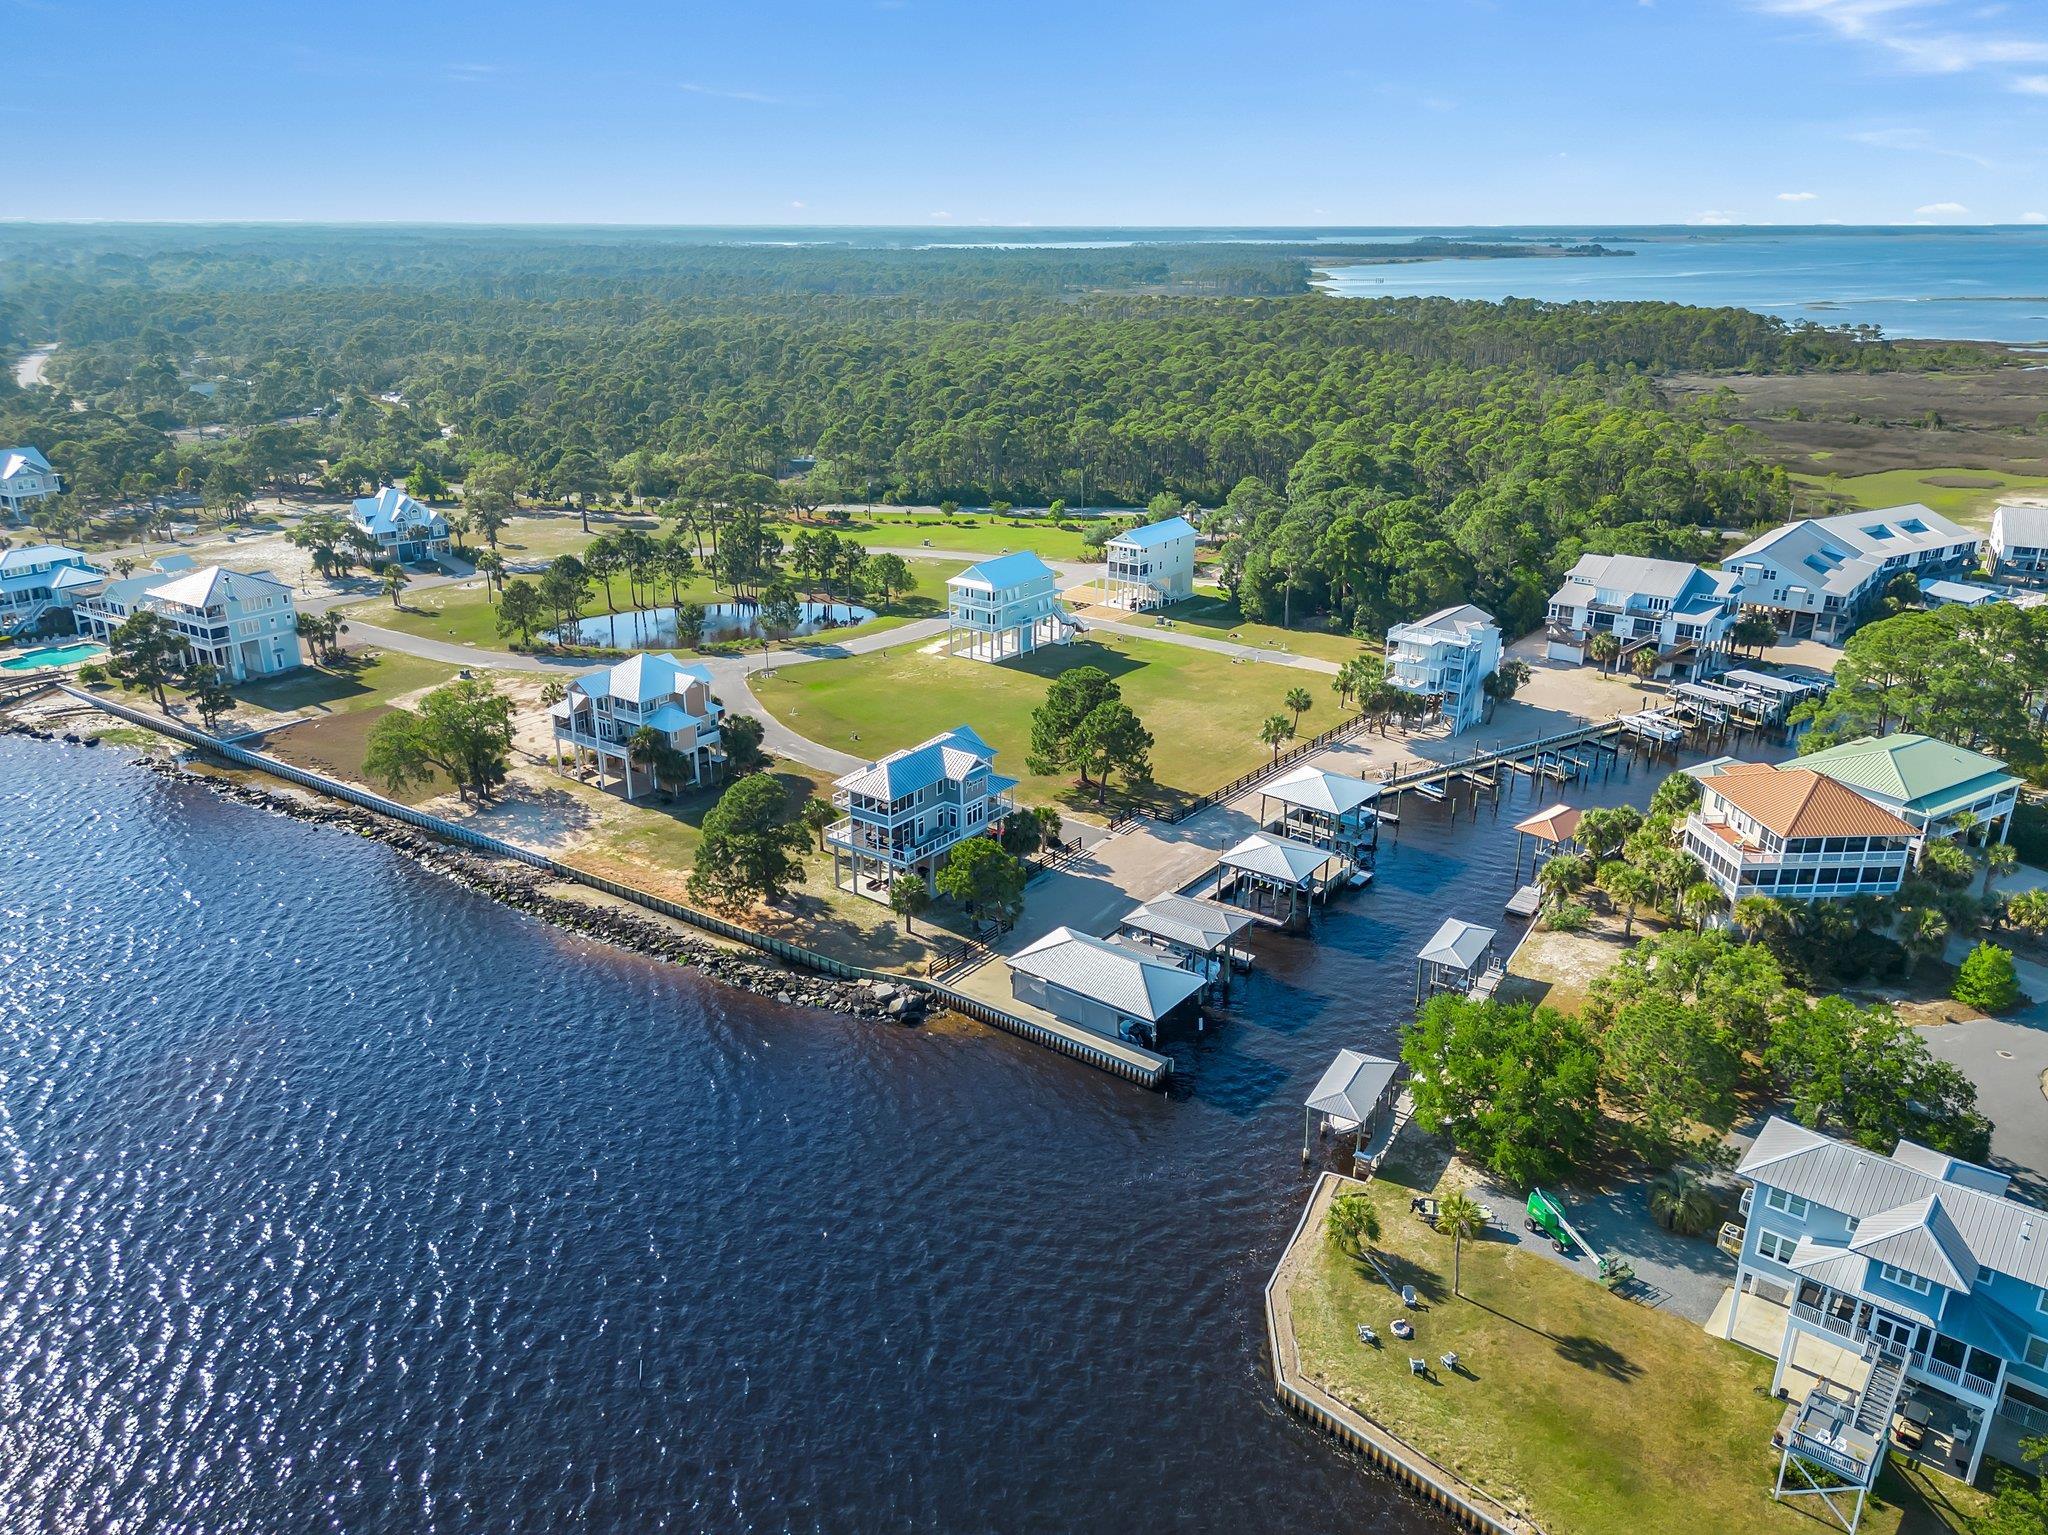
1682;760;1918;905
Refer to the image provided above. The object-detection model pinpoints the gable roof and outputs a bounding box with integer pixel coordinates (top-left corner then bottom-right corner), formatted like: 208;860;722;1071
949;550;1056;592
1725;505;1977;600
1846;1195;1975;1291
1513;803;1582;845
1789;733;2020;817
835;724;997;800
351;485;444;537
1995;502;2048;547
1739;1115;2048;1289
1107;516;1197;551
0;544;88;572
576;651;714;707
1559;552;1713;603
1395;602;1497;638
1703;764;1915;840
0;446;52;480
1010;927;1206;1022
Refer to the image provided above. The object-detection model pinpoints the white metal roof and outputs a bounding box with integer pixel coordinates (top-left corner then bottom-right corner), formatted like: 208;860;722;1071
145;564;289;610
1417;917;1497;971
1305;1049;1399;1128
1218;832;1339;887
0;446;52;480
1119;894;1256;952
1994;502;2048;547
0;544;87;572
1010;926;1206;1023
1739;1115;2048;1289
574;651;714;707
949;550;1056;592
351;485;445;538
1262;764;1380;818
835;724;996;799
1106;515;1196;551
1390;603;1497;641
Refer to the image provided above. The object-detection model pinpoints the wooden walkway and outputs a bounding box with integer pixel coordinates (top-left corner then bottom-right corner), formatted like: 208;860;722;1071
1264;1173;1544;1535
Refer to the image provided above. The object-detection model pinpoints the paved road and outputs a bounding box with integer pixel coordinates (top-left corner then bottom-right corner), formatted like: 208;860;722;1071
1078;616;1341;675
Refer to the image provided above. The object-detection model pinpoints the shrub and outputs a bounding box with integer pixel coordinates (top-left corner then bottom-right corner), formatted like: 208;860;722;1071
1545;900;1593;933
1953;942;2025;1014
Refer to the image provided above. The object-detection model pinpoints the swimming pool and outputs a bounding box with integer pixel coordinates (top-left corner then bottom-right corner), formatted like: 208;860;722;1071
0;641;107;672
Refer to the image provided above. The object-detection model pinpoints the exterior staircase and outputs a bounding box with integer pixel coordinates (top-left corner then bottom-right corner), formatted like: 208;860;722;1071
0;598;52;639
1853;1344;1908;1443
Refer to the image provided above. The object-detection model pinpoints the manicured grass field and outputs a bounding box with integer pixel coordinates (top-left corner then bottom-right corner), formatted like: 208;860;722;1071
1792;466;2048;530
785;510;1102;562
1289;1162;1995;1535
751;633;1330;810
232;650;459;717
1152;588;1377;665
349;557;965;653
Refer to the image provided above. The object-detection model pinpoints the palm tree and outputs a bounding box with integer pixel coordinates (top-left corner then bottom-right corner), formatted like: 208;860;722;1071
1731;894;1792;946
475;548;506;600
1596;860;1653;938
1648;1172;1718;1236
540;680;567;764
1680;879;1723;932
626;725;685;796
802;797;837;851
1903;907;1950;977
382;563;410;610
1434;1190;1486;1297
1258;713;1292;763
1326;1189;1381;1258
1537;852;1591;912
1982;841;2018;898
1283;686;1313;732
1586;631;1621;673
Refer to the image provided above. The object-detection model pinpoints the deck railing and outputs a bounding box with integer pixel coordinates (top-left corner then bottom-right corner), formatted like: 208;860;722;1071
62;687;1171;1089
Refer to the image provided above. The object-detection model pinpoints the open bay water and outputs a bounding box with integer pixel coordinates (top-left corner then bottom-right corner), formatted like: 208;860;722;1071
0;733;1760;1532
1313;228;2048;344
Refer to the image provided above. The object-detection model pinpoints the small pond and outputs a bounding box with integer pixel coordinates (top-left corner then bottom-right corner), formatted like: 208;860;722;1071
555;600;876;649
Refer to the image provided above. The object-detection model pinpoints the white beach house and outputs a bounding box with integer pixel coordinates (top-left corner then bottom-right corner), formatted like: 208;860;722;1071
826;725;1016;895
1682;761;1918;906
1544;553;1742;679
550;651;725;799
0;446;60;522
1792;733;2021;845
351;486;452;563
75;565;302;680
1385;603;1502;734
0;545;105;636
1723;504;1980;643
945;551;1075;661
1102;516;1197;610
1990;503;2048;580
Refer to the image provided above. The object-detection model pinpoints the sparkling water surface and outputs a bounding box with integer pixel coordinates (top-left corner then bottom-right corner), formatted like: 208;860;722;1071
0;733;1742;1532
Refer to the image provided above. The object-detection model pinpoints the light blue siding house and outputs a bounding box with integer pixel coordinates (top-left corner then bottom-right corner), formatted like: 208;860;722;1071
945;550;1075;661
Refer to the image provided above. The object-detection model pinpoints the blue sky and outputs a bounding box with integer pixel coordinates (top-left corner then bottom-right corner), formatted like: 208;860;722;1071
9;0;2046;225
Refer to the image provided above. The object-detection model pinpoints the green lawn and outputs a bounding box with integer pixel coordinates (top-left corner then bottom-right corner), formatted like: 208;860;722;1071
1145;587;1377;665
231;650;459;717
781;510;1103;562
751;632;1333;811
1290;1162;1996;1535
1792;466;2048;531
348;556;965;653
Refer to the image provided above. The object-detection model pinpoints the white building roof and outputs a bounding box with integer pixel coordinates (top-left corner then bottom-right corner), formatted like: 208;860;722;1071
1219;832;1339;887
574;651;714;707
0;544;87;573
1107;516;1197;551
0;447;52;480
1305;1049;1399;1128
1119;894;1256;952
1010;926;1206;1023
949;550;1056;592
1739;1115;2048;1289
1725;505;1977;599
351;485;443;538
1995;502;2048;547
1390;603;1497;641
1417;917;1497;971
146;565;289;610
151;553;196;573
835;725;997;800
1919;578;2001;606
1556;553;1713;603
1262;764;1380;818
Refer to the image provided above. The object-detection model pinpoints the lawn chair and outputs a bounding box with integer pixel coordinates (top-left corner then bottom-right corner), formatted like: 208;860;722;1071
1409;1357;1428;1375
1357;1323;1379;1346
1401;1285;1419;1308
1440;1351;1460;1373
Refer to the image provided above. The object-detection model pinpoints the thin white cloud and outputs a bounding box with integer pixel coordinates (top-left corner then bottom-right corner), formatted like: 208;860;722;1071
1753;0;2048;92
789;200;807;210
1845;125;1994;168
1777;190;1821;201
2020;211;2048;223
1691;210;1741;225
1916;200;1970;212
2017;74;2048;92
678;82;781;105
445;62;501;83
928;211;954;221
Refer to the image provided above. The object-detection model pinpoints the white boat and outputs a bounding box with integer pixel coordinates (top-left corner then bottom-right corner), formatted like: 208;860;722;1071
1347;866;1374;890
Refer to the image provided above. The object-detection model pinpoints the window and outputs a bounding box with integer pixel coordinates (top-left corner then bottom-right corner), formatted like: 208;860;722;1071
1764;1187;1811;1219
1757;1230;1799;1264
1877;1262;1935;1296
2028;1337;2048;1372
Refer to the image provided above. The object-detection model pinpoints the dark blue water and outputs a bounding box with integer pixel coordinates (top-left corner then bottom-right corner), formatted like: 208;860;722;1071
0;733;1720;1532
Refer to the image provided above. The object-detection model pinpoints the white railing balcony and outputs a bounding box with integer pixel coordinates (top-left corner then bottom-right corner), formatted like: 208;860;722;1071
825;819;967;866
1792;1298;1870;1347
1913;1354;1999;1400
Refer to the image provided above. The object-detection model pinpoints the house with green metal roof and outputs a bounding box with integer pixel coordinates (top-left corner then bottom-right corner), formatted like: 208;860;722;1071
1789;733;2021;842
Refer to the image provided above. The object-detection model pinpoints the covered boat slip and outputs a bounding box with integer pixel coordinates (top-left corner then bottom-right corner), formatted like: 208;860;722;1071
1255;764;1380;863
1117;894;1260;1000
1208;832;1346;929
1414;917;1502;1003
1301;1048;1400;1168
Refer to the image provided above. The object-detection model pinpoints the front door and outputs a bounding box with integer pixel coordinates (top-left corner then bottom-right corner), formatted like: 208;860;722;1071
1871;1312;1921;1355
